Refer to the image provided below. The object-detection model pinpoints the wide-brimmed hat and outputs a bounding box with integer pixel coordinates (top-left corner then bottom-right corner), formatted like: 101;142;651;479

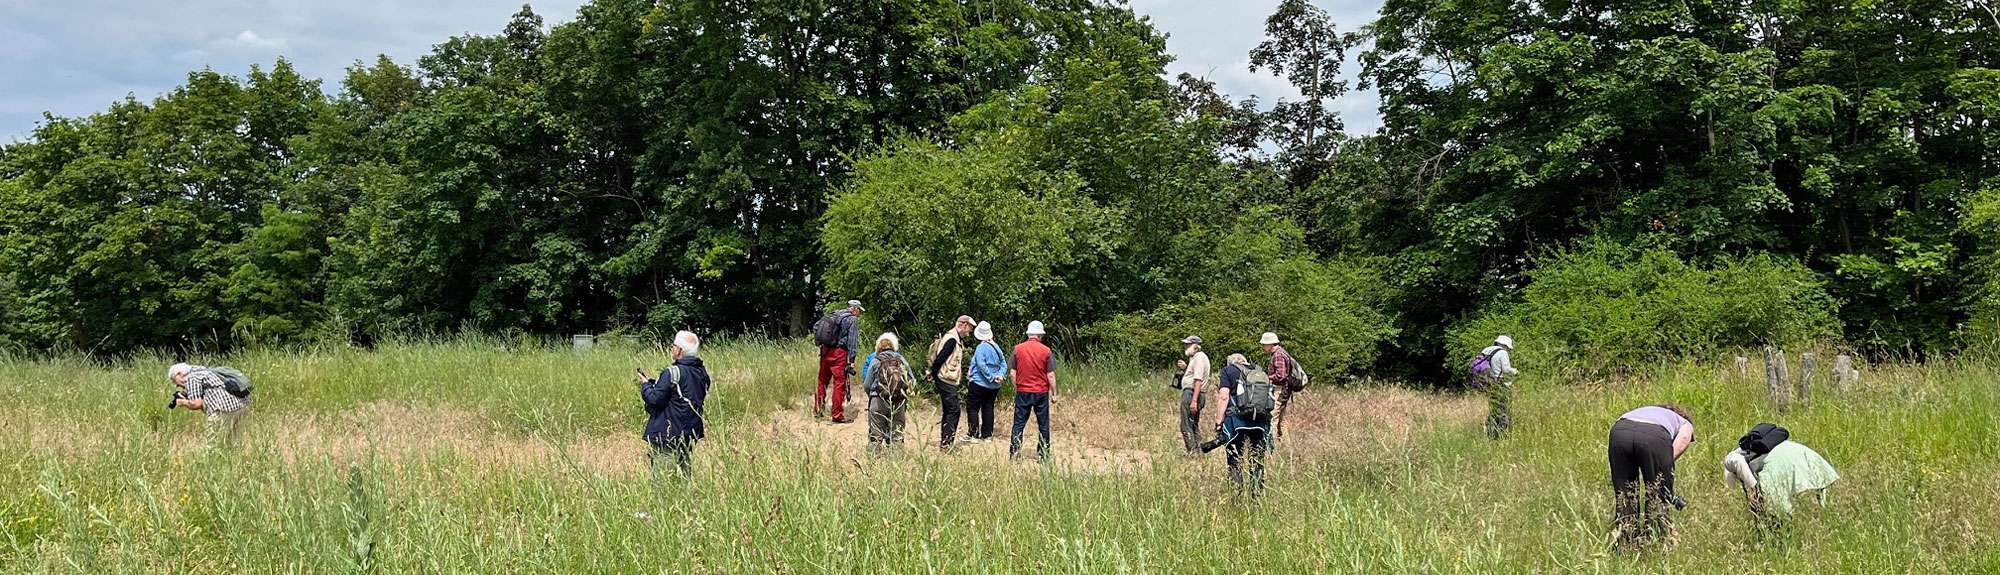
876;332;900;351
1025;321;1047;336
974;321;994;342
1259;332;1280;345
1495;334;1514;348
848;299;865;311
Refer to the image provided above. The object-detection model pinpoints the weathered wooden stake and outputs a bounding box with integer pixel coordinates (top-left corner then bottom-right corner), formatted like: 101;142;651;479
1734;356;1750;378
1797;352;1816;408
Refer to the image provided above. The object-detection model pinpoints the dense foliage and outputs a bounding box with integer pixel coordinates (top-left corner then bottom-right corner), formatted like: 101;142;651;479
4;0;1999;382
1452;242;1840;378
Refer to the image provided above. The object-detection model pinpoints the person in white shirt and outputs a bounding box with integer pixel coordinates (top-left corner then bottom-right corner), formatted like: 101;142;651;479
1479;335;1519;439
1175;335;1211;453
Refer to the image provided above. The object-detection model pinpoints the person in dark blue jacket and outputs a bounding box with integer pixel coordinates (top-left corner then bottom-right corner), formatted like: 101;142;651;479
637;330;711;476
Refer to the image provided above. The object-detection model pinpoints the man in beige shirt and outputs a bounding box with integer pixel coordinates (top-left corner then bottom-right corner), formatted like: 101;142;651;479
1176;335;1211;453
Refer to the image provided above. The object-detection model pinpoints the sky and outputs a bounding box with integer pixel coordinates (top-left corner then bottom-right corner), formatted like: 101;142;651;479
0;0;1384;143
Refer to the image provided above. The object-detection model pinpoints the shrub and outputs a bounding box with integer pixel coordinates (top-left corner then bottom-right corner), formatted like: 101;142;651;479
1452;241;1840;378
1090;220;1396;377
820;136;1118;332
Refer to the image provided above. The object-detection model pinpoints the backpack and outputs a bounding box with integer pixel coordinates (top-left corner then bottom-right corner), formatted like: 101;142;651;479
812;311;847;347
206;366;253;399
1470;348;1497;377
872;352;913;401
1738;423;1789;455
1280;352;1310;392
1230;365;1278;419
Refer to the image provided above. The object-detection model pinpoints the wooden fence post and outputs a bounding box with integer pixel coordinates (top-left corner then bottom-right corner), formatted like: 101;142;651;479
1763;347;1788;406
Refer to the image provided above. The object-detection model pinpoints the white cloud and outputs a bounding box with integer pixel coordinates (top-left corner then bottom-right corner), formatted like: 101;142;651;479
227;30;287;50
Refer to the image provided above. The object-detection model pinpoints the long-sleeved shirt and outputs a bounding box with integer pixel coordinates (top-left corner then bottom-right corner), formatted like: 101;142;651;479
927;336;959;382
968;340;1006;390
839;312;862;358
1267;345;1296;388
1481;345;1518;378
641;356;711;442
186;369;249;414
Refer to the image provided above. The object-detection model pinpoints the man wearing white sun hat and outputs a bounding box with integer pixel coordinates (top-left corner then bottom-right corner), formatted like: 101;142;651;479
1260;332;1306;439
1008;321;1057;460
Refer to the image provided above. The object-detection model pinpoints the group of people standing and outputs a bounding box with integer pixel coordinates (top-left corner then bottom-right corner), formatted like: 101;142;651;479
812;301;1059;460
1172;333;1307;496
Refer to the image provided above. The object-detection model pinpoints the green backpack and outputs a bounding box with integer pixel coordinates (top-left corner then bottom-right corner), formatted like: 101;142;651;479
1230;365;1276;419
206;366;254;399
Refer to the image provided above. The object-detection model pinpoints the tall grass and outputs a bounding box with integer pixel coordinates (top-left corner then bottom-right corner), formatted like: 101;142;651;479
1;340;1995;573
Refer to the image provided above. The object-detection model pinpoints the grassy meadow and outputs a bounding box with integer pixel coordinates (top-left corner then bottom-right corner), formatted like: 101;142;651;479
2;338;1997;573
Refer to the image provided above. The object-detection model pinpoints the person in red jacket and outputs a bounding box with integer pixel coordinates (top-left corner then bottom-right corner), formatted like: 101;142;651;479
1008;321;1057;461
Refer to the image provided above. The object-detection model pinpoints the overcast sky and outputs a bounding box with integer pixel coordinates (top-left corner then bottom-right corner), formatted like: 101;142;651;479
0;0;1383;143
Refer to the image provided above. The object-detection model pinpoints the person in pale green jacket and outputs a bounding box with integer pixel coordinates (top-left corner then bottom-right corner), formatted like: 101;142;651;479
1722;440;1838;520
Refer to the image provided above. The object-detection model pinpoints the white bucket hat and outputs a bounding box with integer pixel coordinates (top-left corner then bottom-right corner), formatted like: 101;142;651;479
974;321;994;342
1025;321;1046;336
877;332;901;351
1259;332;1280;345
1495;334;1514;348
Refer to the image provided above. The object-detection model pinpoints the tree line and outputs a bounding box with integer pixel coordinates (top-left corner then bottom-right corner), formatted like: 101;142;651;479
2;0;1997;381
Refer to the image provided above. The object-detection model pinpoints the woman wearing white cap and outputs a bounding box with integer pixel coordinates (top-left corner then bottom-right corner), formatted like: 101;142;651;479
1475;335;1519;439
963;321;1006;443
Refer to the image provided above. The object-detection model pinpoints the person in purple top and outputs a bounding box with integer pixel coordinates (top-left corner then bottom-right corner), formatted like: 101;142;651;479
1607;404;1695;549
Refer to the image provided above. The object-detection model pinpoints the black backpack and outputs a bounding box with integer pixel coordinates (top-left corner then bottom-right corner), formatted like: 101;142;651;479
1230;365;1277;419
812;311;847;347
1738;423;1789;455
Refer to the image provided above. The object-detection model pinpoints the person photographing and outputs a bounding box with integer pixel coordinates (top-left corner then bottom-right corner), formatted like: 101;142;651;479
636;331;711;476
167;363;253;449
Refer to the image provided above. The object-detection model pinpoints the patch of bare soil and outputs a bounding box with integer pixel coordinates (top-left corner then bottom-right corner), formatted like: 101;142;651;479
754;394;1156;476
755;386;1482;476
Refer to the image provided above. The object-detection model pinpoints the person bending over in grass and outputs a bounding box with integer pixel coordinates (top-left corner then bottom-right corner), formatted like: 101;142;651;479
864;333;916;450
1199;354;1276;497
638;331;711;476
1607;404;1694;549
1722;423;1838;525
168;363;253;449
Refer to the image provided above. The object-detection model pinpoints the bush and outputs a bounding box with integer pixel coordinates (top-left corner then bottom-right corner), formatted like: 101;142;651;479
1090;220;1396;377
821;135;1118;332
1452;241;1840;378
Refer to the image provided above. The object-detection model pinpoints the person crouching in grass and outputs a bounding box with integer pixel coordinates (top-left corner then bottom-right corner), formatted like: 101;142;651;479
168;363;252;449
637;331;710;476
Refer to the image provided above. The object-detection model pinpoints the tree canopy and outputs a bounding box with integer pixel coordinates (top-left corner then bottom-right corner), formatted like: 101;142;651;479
4;0;1999;382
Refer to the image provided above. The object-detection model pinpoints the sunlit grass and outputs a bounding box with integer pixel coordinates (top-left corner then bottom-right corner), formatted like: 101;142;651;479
1;340;1995;572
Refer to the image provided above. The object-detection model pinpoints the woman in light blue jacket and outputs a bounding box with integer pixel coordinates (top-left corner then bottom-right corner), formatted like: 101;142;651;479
962;322;1008;443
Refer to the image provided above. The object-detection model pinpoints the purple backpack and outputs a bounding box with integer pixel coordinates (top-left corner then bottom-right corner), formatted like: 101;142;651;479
1470;351;1495;376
